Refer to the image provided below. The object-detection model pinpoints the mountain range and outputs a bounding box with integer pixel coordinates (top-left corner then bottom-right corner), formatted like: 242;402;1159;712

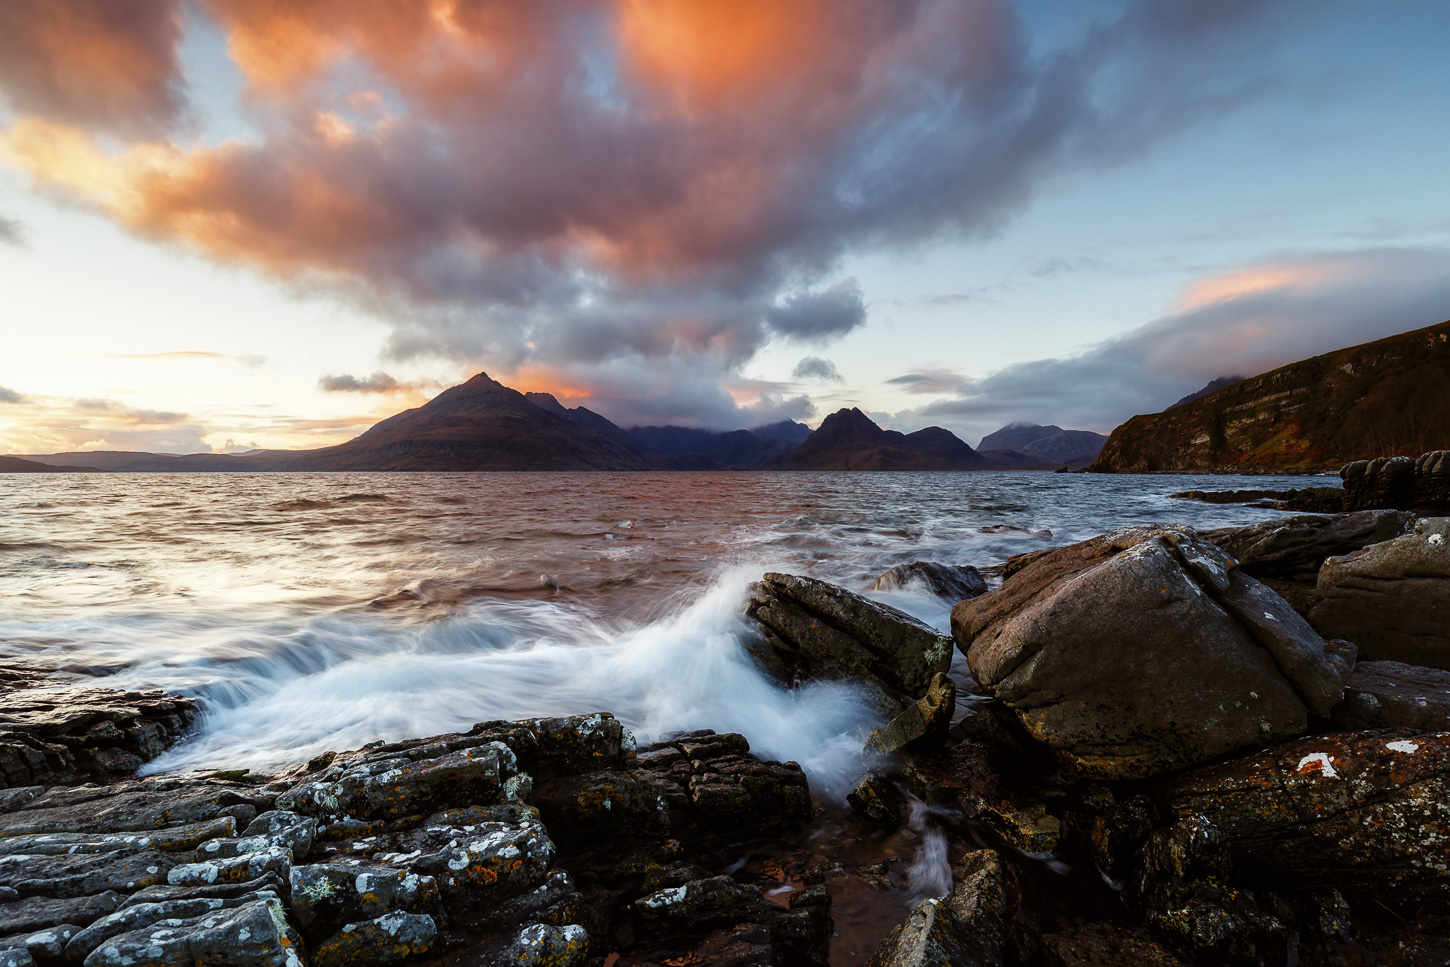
33;313;1447;476
977;423;1108;469
12;373;1091;473
1090;319;1450;473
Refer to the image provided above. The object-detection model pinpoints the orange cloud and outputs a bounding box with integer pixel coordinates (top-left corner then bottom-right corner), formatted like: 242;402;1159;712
1179;264;1332;310
202;0;554;105
619;0;829;110
0;0;185;136
504;364;598;402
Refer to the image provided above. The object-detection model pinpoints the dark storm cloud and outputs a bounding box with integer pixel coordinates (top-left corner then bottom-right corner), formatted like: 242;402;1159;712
0;0;186;137
765;281;867;342
792;356;843;382
895;248;1450;440
319;371;402;393
0;0;1320;421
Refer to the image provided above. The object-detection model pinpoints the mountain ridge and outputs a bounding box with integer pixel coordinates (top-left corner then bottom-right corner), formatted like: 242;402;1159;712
771;407;998;470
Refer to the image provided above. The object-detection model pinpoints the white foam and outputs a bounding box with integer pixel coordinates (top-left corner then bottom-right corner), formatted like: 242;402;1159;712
139;565;880;800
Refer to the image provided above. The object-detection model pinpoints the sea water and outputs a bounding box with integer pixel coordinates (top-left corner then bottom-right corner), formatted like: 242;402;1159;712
0;470;1318;797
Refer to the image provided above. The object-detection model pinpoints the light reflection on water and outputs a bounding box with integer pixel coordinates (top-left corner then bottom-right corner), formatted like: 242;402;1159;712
0;470;1320;794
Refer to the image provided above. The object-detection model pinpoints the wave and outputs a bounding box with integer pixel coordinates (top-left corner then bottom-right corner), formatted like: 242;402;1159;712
124;566;884;799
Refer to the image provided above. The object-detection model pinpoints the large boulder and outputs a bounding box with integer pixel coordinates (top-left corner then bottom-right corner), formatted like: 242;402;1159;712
1308;520;1450;669
952;526;1356;779
1161;730;1450;902
1341;450;1450;512
747;572;954;702
1202;510;1412;612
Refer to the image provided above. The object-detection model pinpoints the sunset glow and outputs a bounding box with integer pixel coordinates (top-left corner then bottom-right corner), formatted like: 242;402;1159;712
1;1;1448;452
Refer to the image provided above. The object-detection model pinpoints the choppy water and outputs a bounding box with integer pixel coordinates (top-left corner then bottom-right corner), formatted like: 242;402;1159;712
0;471;1320;796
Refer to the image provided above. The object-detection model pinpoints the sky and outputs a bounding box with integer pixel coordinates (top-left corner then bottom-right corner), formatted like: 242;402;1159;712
1;0;1448;454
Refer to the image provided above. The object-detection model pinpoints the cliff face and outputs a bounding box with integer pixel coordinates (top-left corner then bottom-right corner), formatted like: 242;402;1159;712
1090;320;1450;473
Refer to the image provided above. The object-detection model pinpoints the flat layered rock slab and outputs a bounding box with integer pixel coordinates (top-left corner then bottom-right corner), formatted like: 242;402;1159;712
1163;730;1450;900
0;686;198;788
0;779;258;836
1333;660;1450;731
0;892;121;934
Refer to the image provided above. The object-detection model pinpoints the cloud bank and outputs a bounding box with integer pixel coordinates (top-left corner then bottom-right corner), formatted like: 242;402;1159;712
895;248;1450;443
0;0;1322;426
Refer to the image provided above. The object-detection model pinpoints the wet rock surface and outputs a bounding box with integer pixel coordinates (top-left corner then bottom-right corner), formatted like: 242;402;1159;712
0;711;820;967
872;562;989;602
746;571;954;704
1331;660;1450;731
0;685;198;790
1160;730;1450;901
1341;449;1450;513
952;525;1353;779
1171;487;1345;513
7;511;1450;966
1203;509;1413;612
864;673;955;757
1309;521;1450;669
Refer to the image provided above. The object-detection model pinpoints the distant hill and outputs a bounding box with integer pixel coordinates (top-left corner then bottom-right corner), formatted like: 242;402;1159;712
282;373;656;471
979;422;1064;452
624;425;791;470
13;450;273;472
0;455;103;473
1090;319;1450;473
977;422;1107;468
1021;430;1108;466
523;392;633;442
750;420;813;445
1169;376;1244;410
771;408;997;470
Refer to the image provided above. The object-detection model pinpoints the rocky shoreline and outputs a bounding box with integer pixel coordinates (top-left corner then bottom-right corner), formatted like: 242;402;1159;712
1171;448;1450;516
3;508;1450;966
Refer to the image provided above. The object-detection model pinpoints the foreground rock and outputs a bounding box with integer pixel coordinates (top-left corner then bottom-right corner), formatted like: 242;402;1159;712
1202;509;1412;612
1161;730;1450;902
0;712;823;966
953;526;1356;779
1308;519;1450;669
872;562;988;602
1331;660;1450;731
1341;449;1450;512
747;572;954;706
0;685;198;789
1170;487;1343;513
869;850;1007;967
864;673;955;757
